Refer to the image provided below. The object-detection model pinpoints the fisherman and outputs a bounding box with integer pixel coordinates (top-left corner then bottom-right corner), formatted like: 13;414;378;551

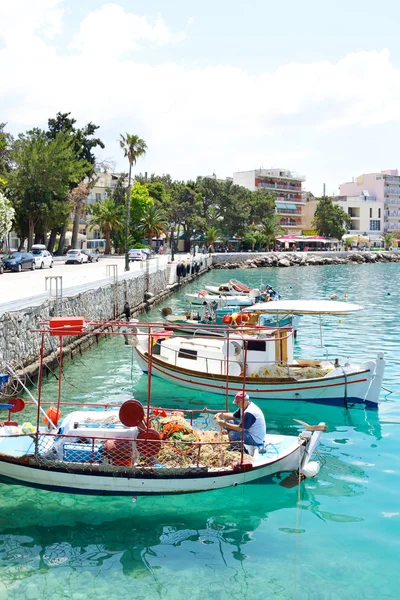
214;391;266;448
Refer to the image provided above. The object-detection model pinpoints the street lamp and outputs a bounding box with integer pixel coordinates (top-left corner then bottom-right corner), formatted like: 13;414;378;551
192;228;196;256
170;221;175;262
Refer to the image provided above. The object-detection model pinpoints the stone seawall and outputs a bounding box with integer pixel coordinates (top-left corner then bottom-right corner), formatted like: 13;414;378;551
0;257;212;387
212;251;400;269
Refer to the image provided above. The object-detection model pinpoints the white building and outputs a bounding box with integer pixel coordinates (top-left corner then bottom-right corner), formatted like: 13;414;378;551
333;192;384;246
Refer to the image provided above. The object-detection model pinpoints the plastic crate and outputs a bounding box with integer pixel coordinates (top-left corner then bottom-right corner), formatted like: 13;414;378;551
63;443;104;464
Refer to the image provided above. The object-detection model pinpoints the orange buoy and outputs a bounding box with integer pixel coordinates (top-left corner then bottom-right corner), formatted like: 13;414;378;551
42;406;61;427
241;313;250;322
222;315;233;324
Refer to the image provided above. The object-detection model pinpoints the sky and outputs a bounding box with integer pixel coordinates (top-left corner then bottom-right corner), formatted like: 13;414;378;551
2;0;400;195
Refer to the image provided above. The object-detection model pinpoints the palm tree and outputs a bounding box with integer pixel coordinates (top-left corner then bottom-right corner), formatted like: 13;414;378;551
205;226;219;249
383;233;394;250
140;204;167;247
87;198;122;255
261;214;284;250
119;134;147;271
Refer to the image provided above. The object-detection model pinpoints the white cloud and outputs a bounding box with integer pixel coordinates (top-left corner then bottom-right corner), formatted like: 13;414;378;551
2;2;400;193
188;16;195;25
70;3;186;57
0;0;63;41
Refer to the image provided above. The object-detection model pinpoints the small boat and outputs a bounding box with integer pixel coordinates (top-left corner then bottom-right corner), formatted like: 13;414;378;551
205;281;280;301
185;292;254;306
134;300;385;407
0;319;326;495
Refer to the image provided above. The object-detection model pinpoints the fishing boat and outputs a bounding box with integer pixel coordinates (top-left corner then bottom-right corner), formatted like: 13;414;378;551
0;318;326;496
185;292;255;307
205;282;280;300
134;300;385;407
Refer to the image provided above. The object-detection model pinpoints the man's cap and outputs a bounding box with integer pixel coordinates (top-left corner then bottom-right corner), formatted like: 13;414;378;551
233;391;249;404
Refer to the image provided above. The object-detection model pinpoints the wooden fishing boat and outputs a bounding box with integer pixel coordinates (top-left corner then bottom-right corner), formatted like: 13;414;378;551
134;301;385;407
0;319;326;496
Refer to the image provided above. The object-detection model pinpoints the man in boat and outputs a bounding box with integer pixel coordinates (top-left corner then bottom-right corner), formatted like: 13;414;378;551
214;392;266;449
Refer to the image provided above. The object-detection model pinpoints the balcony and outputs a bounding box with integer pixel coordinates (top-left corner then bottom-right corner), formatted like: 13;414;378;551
258;182;303;194
279;218;302;227
384;198;400;205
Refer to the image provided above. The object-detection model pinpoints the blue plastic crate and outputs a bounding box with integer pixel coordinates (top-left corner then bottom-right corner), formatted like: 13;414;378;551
0;374;9;388
63;443;104;463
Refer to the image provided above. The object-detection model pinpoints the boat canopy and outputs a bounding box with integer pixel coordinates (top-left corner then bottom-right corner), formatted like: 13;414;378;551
242;299;364;315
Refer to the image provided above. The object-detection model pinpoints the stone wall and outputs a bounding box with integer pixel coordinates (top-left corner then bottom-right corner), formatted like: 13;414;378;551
0;268;167;371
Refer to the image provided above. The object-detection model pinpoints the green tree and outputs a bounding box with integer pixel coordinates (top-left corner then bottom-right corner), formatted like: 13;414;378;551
312;196;351;240
87;198;123;255
0;191;15;246
261;214;284;250
205;226;219;248
383;233;394;250
46;112;105;254
141;204;167;246
0;123;13;179
249;188;276;224
10;129;89;249
119;133;147;270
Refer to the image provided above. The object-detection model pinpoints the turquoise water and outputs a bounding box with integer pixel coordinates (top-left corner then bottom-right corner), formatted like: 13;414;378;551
1;263;400;599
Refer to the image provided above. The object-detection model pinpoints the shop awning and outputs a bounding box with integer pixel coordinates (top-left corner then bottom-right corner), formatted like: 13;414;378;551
276;203;297;210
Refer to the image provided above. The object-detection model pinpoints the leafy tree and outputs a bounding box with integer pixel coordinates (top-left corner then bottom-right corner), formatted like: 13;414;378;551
46;112;105;253
0;123;13;178
218;181;252;238
9;129;89;249
312;196;351;239
249;188;276;224
87;198;123;255
68;181;91;249
168;184;204;252
141;204;167;246
119;133;147;270
130;181;152;225
0;191;15;245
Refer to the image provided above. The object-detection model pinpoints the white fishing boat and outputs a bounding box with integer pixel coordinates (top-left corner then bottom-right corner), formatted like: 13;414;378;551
205;284;248;296
134;301;385;407
185;292;254;306
0;319;326;496
205;281;280;300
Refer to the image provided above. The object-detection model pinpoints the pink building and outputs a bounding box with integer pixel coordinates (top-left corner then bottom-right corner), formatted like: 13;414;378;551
340;170;400;234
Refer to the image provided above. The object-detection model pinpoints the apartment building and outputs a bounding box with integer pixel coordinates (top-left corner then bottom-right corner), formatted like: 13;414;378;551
340;170;399;233
233;168;305;235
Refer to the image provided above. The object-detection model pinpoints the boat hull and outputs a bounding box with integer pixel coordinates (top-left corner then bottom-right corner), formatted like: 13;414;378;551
0;446;304;496
135;349;377;406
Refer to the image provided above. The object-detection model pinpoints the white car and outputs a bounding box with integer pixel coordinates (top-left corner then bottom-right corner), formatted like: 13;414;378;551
128;249;147;261
30;244;53;269
65;249;89;264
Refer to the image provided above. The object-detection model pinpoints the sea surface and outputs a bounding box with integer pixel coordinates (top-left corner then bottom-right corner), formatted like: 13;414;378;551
1;263;399;600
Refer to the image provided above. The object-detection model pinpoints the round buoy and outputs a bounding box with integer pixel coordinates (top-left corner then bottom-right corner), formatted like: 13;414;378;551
42;406;61;427
119;400;145;427
9;397;25;413
136;429;162;458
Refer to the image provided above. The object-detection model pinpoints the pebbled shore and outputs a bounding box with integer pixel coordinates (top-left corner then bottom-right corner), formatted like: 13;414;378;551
212;251;400;269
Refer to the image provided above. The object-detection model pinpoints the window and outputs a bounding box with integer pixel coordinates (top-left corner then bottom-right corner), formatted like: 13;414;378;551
370;220;380;231
178;348;198;360
247;340;266;352
369;208;372;218
378;208;381;218
95;193;101;201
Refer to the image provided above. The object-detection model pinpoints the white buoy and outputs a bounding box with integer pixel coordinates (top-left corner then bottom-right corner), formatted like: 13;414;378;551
330;293;338;300
301;461;320;478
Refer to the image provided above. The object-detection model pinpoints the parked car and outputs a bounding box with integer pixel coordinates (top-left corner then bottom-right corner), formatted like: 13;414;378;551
128;249;147;261
81;249;99;263
65;249;89;264
30;244;53;269
142;248;154;259
1;252;36;272
0;263;3;275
